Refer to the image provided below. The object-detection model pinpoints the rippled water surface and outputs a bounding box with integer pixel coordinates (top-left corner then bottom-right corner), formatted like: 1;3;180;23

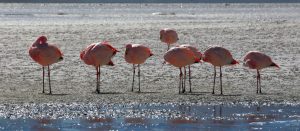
0;103;300;130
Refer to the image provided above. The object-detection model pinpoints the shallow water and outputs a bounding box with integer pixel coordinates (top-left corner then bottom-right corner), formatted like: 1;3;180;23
1;103;300;130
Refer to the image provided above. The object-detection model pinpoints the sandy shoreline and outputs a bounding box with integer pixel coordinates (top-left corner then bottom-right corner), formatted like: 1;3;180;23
0;4;299;105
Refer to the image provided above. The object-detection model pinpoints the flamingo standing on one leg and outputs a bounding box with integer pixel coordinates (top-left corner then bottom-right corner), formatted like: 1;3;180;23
80;41;118;94
179;44;202;93
243;51;279;94
202;46;238;95
29;36;63;94
160;28;179;51
125;44;153;92
164;47;200;94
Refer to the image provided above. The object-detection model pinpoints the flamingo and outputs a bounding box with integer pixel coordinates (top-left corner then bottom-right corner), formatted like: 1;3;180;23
164;47;200;94
160;28;179;51
202;46;238;95
243;51;279;94
125;44;153;92
29;36;63;94
80;41;118;94
179;44;202;93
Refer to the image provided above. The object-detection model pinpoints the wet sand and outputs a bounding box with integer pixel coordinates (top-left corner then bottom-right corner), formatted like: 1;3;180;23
0;4;299;105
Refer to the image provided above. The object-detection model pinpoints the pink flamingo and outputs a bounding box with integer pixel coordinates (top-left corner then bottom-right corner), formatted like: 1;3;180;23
243;51;279;94
80;41;118;94
164;47;200;94
203;46;238;95
125;44;153;92
160;28;179;50
179;44;202;93
29;36;63;94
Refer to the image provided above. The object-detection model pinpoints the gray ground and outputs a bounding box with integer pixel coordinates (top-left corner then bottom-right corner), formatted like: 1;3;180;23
0;4;299;105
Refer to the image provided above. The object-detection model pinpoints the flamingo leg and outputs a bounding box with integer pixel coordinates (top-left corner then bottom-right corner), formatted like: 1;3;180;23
259;72;262;94
182;66;186;93
95;67;98;93
96;66;100;94
48;65;52;95
212;66;216;94
132;64;135;92
179;68;183;94
257;70;261;94
188;65;192;93
138;64;141;93
220;66;223;95
182;68;184;93
42;66;45;93
99;66;101;93
167;44;170;51
256;70;259;94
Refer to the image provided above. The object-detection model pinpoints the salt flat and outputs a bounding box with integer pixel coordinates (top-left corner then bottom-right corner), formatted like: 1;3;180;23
0;3;299;104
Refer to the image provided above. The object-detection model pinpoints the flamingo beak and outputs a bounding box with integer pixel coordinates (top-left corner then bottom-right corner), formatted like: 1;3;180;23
199;60;203;64
161;61;167;68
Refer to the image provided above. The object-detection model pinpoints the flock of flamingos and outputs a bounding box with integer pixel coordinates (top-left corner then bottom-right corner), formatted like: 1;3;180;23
28;28;279;95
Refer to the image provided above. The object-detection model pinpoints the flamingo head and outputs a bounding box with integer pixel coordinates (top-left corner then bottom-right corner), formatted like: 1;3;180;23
197;52;203;60
270;62;280;69
243;59;254;68
159;29;165;40
196;52;203;64
37;36;47;44
202;55;209;63
124;44;132;56
125;44;132;49
231;59;239;65
194;57;201;63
